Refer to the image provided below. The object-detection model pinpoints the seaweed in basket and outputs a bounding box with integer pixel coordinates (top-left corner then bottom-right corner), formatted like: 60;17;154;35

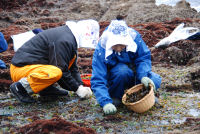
125;86;151;103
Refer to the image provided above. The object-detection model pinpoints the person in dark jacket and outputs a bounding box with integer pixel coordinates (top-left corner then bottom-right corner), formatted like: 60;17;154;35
0;32;8;69
91;19;162;115
10;19;99;103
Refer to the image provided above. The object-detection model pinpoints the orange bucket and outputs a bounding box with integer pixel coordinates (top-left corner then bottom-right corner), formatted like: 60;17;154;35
80;74;92;87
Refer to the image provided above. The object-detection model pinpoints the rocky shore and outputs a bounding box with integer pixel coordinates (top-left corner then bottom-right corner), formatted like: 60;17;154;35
0;0;200;133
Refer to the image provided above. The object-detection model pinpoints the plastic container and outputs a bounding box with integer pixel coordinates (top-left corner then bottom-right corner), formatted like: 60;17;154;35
122;84;155;113
80;74;92;87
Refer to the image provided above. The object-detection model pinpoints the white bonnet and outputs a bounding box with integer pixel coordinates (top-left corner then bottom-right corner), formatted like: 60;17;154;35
100;20;137;59
66;19;99;49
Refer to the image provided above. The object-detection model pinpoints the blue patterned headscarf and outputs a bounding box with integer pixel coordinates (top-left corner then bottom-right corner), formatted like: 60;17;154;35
100;20;137;59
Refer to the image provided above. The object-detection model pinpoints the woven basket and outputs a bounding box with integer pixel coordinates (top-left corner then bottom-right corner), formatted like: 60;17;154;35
122;84;155;113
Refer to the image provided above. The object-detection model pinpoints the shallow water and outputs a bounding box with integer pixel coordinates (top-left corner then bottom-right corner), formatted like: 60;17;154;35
189;109;200;117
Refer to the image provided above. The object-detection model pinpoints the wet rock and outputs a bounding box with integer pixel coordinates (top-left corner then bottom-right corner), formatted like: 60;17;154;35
40;9;51;16
0;0;27;10
40;22;64;30
187;52;200;66
166;46;185;65
190;68;200;91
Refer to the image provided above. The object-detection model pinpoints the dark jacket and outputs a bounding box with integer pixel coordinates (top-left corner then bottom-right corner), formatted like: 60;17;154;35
11;25;83;91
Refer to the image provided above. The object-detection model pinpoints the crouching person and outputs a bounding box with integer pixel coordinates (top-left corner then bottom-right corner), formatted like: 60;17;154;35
91;19;162;115
10;19;99;103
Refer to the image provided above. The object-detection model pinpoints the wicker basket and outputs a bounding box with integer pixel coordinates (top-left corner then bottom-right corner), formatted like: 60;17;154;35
122;84;155;113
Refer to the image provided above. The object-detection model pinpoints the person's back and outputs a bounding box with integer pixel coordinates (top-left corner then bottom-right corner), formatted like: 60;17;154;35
11;25;76;70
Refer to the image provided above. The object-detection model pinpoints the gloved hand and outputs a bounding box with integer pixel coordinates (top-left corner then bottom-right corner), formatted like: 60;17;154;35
103;103;117;115
141;77;156;92
76;85;92;98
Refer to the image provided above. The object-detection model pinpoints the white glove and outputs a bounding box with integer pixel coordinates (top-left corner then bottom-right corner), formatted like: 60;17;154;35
141;77;156;91
76;85;92;98
103;103;117;115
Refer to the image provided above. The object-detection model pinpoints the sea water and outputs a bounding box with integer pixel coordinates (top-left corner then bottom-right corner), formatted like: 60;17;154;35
156;0;200;12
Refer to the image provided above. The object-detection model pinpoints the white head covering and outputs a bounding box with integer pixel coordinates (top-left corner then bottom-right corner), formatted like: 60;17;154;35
11;31;35;52
100;20;137;59
66;19;99;49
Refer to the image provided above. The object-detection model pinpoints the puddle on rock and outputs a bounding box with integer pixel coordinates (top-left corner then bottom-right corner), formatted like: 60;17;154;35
188;109;200;117
171;117;186;124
